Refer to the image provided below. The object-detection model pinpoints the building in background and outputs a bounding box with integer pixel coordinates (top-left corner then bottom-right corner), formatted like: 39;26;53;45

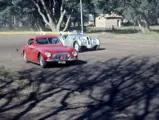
95;12;122;29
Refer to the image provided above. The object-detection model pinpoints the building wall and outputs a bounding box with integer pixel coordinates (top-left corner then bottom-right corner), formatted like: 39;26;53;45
95;17;106;27
95;17;121;28
105;19;121;28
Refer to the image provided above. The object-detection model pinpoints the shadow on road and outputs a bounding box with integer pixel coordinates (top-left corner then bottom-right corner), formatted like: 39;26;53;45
27;59;87;68
0;56;159;120
81;48;106;53
152;30;159;33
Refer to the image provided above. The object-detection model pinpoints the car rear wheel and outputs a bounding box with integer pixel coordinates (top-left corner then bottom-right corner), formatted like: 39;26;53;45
39;54;47;68
23;51;28;63
74;42;81;52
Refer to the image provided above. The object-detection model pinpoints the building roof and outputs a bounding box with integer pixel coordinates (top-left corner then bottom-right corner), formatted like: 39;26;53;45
96;12;122;19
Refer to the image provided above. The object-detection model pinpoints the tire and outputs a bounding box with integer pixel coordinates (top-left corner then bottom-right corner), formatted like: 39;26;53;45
23;51;28;63
94;45;100;50
39;54;47;68
74;42;81;52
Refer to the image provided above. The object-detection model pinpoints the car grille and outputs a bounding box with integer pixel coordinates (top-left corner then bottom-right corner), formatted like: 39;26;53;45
53;53;69;60
87;39;91;45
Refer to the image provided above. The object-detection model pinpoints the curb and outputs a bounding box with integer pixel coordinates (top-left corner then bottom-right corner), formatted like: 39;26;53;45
0;31;72;35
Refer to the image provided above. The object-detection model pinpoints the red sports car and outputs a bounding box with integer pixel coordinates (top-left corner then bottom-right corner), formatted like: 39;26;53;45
21;35;78;68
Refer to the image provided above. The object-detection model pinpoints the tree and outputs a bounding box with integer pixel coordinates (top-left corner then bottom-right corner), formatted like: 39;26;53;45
0;0;80;31
97;0;159;33
0;0;18;28
30;0;80;31
0;0;39;30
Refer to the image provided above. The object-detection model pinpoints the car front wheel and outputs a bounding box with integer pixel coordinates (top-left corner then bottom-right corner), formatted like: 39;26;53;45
94;45;100;50
74;42;81;52
23;51;28;63
39;54;47;68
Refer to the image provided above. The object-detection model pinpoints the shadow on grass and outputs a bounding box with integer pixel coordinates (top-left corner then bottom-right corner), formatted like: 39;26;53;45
151;30;159;33
86;29;140;34
0;56;159;120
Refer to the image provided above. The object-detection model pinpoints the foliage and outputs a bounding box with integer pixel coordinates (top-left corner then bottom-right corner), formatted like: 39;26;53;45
0;0;158;32
97;0;159;32
0;0;94;31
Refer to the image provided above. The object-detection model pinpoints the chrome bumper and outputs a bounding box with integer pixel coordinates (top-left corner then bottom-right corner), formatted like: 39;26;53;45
46;57;78;62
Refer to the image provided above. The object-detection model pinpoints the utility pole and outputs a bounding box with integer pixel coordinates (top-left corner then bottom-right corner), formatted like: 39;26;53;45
80;0;83;34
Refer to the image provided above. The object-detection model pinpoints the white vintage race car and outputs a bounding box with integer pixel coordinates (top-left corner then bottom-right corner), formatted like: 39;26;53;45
58;31;100;52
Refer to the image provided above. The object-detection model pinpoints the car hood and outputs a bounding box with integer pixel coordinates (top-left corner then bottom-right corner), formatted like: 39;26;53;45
37;44;74;53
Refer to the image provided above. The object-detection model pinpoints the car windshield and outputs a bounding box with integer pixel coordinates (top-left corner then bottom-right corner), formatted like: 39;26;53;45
62;35;68;39
36;37;61;45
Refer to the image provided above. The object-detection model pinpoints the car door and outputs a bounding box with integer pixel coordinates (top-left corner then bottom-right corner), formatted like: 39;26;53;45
27;38;37;61
25;39;33;60
30;40;39;62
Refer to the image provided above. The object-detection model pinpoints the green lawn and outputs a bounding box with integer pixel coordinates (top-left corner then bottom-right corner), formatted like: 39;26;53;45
0;25;158;40
87;25;159;41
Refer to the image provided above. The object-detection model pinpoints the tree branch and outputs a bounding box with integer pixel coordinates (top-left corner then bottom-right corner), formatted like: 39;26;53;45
62;9;74;31
56;10;66;31
40;0;53;23
31;0;49;25
60;0;64;14
52;0;57;16
62;14;71;31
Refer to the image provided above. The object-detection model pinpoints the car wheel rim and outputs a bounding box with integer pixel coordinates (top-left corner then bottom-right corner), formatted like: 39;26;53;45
40;56;44;66
96;45;99;50
24;52;27;61
75;43;79;51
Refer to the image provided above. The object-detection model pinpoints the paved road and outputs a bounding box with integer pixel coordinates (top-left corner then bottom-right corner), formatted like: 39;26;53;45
0;34;159;120
0;34;159;70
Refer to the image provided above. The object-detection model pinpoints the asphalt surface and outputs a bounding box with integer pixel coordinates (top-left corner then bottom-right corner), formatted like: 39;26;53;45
0;34;159;120
0;34;159;70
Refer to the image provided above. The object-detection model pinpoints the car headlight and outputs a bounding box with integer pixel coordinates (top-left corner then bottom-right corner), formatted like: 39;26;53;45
72;51;78;56
82;39;87;43
93;39;97;43
45;52;52;58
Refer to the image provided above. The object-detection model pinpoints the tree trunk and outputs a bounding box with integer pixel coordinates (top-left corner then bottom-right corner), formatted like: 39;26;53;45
137;19;150;33
56;10;66;31
144;20;150;33
62;15;71;31
49;24;56;31
137;14;151;33
35;21;44;32
138;20;145;33
31;0;56;31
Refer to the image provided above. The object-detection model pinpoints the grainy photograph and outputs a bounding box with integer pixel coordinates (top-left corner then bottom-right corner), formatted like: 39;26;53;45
0;0;159;120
